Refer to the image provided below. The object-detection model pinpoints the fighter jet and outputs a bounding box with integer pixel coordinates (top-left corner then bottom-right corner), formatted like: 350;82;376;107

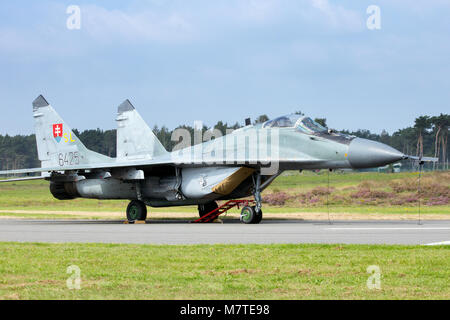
0;95;436;224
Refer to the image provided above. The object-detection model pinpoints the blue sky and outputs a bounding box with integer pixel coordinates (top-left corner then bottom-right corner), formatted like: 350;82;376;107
0;0;449;135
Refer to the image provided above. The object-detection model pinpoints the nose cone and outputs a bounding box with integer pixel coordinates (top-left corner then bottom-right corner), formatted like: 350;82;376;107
348;138;404;169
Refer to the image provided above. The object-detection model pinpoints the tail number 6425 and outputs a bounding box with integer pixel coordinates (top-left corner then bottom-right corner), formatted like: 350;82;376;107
58;152;80;166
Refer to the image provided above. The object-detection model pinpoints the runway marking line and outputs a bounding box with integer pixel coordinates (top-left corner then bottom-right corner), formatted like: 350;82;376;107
425;240;450;246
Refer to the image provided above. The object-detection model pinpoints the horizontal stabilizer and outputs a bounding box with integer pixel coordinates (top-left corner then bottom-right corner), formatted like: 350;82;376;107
0;176;45;183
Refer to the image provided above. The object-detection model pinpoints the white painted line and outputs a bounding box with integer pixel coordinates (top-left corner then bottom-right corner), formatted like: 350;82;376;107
425;241;450;246
326;227;450;231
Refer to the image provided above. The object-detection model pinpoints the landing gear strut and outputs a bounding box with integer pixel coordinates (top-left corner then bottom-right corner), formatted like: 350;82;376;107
240;172;263;224
126;200;147;222
253;173;262;213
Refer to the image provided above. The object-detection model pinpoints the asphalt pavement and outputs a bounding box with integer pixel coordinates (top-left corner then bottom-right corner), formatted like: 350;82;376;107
0;219;449;245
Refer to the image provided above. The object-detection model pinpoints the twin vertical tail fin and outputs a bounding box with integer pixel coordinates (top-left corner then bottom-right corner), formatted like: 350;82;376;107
32;95;165;168
32;95;113;168
116;100;168;160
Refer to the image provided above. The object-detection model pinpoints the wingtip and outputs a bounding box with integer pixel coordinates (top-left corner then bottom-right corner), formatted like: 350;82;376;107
32;95;49;111
118;99;135;114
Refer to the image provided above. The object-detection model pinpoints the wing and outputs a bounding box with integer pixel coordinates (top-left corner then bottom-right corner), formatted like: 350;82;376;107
0;157;172;176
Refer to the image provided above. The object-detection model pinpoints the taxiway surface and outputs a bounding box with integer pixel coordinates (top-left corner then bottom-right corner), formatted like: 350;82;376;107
0;219;449;245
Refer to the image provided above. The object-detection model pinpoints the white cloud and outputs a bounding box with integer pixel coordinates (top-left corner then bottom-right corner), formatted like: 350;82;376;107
236;0;281;22
0;28;37;53
82;5;194;44
0;0;366;57
309;0;364;31
0;27;80;59
0;3;196;59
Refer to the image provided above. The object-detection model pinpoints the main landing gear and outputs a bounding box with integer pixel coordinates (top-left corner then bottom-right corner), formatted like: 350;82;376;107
126;200;147;222
198;202;219;220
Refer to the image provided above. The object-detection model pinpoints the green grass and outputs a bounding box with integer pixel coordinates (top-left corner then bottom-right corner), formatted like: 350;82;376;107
267;170;450;214
271;170;410;189
0;173;448;300
0;171;448;216
0;242;448;300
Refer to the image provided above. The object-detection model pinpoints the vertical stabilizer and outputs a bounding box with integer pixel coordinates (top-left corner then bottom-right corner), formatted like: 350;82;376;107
116;100;168;160
32;95;113;168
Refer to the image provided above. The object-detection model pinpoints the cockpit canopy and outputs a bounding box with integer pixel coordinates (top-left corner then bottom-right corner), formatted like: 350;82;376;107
262;114;328;134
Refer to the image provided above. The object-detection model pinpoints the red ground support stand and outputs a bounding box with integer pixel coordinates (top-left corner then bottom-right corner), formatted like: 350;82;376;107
192;200;256;223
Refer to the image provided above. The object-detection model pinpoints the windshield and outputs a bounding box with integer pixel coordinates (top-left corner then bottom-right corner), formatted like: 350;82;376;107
263;114;302;128
297;117;328;134
263;114;328;134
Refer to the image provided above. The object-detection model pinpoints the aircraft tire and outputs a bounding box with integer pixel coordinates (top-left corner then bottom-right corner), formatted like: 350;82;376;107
240;206;262;224
127;200;147;222
252;206;263;224
198;201;219;218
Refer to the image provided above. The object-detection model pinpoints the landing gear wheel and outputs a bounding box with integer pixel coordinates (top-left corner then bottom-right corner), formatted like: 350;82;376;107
126;200;147;222
198;202;218;218
240;206;262;224
252;206;263;224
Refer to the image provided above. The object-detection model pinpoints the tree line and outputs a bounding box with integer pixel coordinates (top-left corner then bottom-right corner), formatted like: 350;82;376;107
0;114;448;171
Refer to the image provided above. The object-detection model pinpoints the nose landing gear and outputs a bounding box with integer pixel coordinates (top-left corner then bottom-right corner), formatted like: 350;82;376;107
240;171;264;224
240;205;263;224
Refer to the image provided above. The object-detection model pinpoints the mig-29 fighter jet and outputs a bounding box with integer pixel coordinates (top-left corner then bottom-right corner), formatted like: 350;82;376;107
0;95;436;224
